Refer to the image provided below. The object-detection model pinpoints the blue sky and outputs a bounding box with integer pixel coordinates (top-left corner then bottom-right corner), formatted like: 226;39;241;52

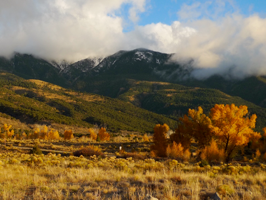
145;0;266;23
121;0;266;31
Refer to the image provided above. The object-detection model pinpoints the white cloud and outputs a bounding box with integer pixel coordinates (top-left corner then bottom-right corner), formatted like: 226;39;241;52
0;0;266;79
169;14;266;79
0;0;147;61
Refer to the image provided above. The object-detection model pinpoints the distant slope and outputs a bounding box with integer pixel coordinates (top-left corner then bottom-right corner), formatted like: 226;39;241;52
0;53;69;87
115;79;266;132
181;75;266;108
0;73;177;133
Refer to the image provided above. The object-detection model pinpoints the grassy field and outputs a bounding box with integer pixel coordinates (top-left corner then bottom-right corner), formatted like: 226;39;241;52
1;135;266;200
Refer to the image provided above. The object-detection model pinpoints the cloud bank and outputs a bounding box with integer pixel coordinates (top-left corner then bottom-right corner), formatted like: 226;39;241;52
0;0;147;61
0;0;266;78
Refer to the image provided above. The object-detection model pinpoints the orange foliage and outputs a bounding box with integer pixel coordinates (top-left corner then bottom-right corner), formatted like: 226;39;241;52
171;106;213;149
98;128;110;141
88;128;97;140
200;139;225;162
210;104;261;162
166;141;191;161
151;124;169;157
64;129;74;140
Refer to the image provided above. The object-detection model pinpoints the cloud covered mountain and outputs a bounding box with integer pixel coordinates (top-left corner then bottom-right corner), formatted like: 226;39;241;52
0;48;266;109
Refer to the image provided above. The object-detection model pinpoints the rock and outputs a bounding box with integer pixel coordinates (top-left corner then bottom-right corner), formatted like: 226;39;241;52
145;194;158;200
209;192;221;200
200;192;221;200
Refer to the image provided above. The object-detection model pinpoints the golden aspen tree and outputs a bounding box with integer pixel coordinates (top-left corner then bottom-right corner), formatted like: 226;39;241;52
88;128;97;140
151;124;169;157
21;132;27;139
33;128;40;139
98;128;110;141
3;124;12;139
39;125;48;140
64;129;74;140
7;129;14;138
48;129;60;140
171;107;213;149
210;104;261;162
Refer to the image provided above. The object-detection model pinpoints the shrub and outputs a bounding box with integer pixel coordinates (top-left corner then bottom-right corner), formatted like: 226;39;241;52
200;139;225;162
31;144;42;155
98;128;110;141
48;129;60;140
73;145;103;157
88;128;97;140
121;152;145;160
166;142;191;161
64;130;74;140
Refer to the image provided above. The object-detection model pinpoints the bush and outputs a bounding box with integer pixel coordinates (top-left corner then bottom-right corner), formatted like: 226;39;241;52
64;130;74;140
200;139;225;163
88;128;97;140
73;145;103;157
121;152;145;160
98;128;110;141
31;144;42;155
199;160;209;167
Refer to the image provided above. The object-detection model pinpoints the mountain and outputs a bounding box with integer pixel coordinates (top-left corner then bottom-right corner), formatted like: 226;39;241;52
0;72;177;133
0;49;266;132
73;48;266;109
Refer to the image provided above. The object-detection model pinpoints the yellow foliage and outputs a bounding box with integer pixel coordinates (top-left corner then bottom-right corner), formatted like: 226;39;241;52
33;128;40;139
98;128;110;141
210;104;261;162
3;124;12;131
39;126;48;140
64;130;74;140
88;128;97;140
200;139;225;162
1;124;14;138
21;132;27;139
142;134;149;142
151;124;169;157
6;130;14;138
166;142;191;161
48;129;60;140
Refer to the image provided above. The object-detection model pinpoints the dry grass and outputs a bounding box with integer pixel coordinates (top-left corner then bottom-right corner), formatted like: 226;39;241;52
0;136;266;199
0;143;266;199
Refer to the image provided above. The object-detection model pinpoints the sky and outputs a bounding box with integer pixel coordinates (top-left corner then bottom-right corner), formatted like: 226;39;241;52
0;0;266;78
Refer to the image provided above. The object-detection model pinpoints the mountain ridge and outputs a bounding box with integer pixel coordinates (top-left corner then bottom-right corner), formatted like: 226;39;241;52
0;49;266;110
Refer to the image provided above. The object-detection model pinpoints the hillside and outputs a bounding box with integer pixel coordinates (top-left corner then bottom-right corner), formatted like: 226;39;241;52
115;79;266;132
0;73;177;133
